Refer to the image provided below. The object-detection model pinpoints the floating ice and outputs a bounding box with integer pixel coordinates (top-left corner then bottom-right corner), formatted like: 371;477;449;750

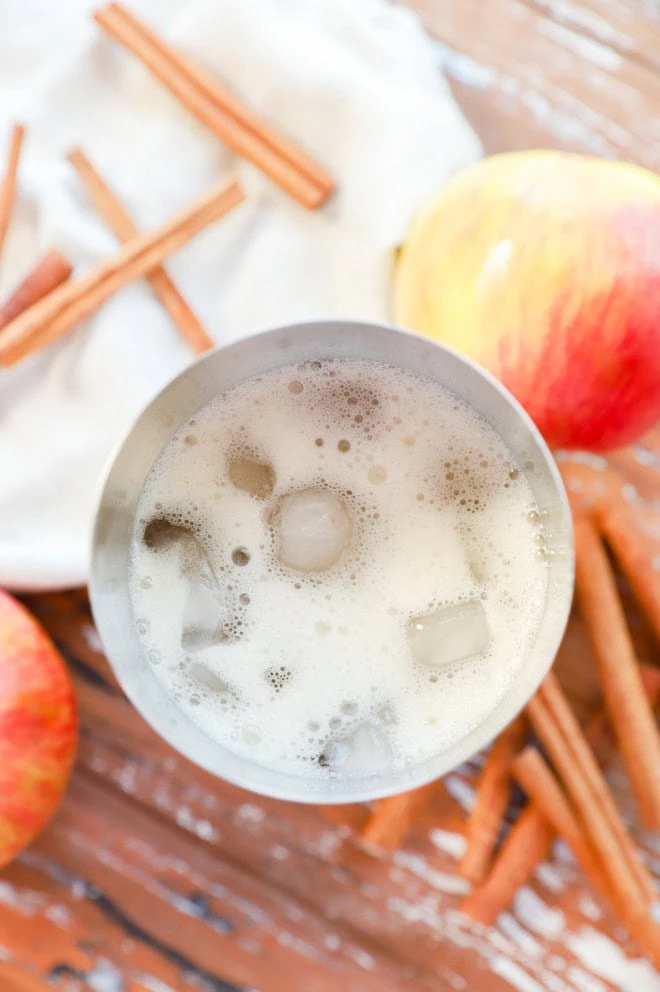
189;661;235;696
273;488;352;572
320;724;391;776
181;554;226;651
408;600;490;668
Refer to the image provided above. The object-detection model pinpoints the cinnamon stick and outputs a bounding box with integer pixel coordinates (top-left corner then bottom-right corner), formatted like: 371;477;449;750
67;148;213;354
513;748;616;907
458;715;527;884
462;667;660;924
513;747;660;970
575;516;660;829
596;498;660;646
0;175;243;366
529;675;655;905
0;123;25;262
0;251;73;331
462;706;613;924
360;781;439;852
95;4;333;209
460;805;553;925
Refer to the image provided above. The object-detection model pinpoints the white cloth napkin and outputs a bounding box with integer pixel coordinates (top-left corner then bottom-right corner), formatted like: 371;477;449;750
0;0;480;590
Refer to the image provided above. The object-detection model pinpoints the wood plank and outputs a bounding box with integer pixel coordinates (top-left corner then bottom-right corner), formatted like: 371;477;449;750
20;591;649;992
2;774;436;992
403;0;660;167
527;0;660;73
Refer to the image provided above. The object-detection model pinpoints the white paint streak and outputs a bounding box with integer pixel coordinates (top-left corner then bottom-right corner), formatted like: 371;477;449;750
513;888;565;938
540;19;622;71
577;895;602;922
276;929;318;959
235;803;265;825
567;928;660;992
633;446;660;468
86;959;126;992
492;956;547;992
314;831;341;859
270;844;289;861
450;975;467;990
45;903;73;927
0;881;43;916
498;912;544;958
0;946;11;961
566;966;609;992
555;451;608;471
434;42;496;90
537;0;633;51
554;840;574;864
134;975;177;992
535;862;566;894
175;805;218;842
429;828;467;860
347;946;376;971
113;762;138;794
393;850;470;894
445;775;476;813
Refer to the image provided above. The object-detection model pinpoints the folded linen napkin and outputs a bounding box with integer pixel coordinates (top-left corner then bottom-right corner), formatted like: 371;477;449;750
0;0;480;589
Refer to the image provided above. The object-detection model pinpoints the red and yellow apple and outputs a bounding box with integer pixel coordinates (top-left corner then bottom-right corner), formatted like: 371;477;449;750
394;151;660;451
0;591;77;869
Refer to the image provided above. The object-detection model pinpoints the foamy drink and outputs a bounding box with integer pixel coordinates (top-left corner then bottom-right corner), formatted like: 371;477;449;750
129;358;548;780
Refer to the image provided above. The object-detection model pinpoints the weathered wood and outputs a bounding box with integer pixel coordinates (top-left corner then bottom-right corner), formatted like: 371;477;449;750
404;0;660;167
5;2;660;988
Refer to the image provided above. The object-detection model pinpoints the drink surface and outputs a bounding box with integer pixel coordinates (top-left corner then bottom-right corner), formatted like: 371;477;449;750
129;358;547;780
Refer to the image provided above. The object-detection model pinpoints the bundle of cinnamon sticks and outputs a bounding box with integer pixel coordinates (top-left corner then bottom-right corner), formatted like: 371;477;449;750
0;3;334;365
360;506;660;966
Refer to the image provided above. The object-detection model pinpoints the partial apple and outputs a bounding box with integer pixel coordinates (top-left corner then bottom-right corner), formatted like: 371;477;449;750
394;151;660;451
0;591;77;869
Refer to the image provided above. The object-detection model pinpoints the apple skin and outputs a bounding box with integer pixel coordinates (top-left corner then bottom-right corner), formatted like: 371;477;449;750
393;151;660;451
0;591;77;869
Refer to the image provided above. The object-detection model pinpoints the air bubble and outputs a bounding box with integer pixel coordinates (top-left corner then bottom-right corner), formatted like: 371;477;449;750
232;547;250;566
338;440;350;453
368;465;387;485
243;725;262;745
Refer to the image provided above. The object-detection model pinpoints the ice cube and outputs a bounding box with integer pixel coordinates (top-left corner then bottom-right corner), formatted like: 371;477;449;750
228;455;275;500
273;488;352;572
181;555;227;651
320;724;391;776
408;600;491;668
189;661;237;699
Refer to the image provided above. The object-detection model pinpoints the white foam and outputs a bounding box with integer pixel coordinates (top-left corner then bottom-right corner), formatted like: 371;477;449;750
129;358;547;780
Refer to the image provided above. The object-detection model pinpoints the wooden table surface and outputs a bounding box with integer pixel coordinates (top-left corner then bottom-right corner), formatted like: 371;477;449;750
4;2;660;990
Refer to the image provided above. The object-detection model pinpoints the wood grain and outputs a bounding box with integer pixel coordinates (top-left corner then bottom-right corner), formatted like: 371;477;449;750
4;1;660;989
